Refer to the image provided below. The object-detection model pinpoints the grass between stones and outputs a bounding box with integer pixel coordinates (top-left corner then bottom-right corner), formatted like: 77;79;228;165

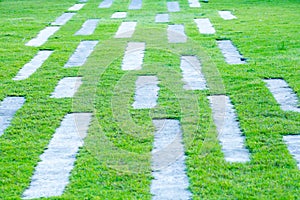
0;0;299;199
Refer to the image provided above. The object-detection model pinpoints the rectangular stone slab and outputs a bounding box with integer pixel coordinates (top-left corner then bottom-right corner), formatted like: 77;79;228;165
132;76;159;109
283;135;300;169
114;22;137;38
155;14;169;23
121;42;145;70
64;41;98;68
13;50;53;80
218;11;237;20
151;119;191;200
51;77;82;98
26;27;60;47
167;25;187;43
51;13;76;26
217;40;246;64
0;97;25;137
22;113;92;199
128;0;142;10
208;95;250;163
98;0;113;8
111;12;127;19
74;19;100;35
188;0;201;7
68;4;85;11
180;56;207;90
167;2;180;12
194;18;216;34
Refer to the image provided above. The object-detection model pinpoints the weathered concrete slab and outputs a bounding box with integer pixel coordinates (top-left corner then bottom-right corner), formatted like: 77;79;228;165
264;79;300;112
75;19;100;35
167;25;187;43
64;41;98;68
188;0;201;7
129;0;142;10
283;135;300;169
51;77;82;98
22;113;92;199
68;4;85;11
208;95;250;163
98;0;113;8
151;119;191;200
218;11;237;20
217;40;246;64
13;51;53;80
51;13;75;26
167;2;180;12
155;14;169;23
115;22;137;38
194;18;215;34
111;12;127;19
26;27;60;47
132;76;159;109
180;56;207;90
0;97;25;137
121;42;145;70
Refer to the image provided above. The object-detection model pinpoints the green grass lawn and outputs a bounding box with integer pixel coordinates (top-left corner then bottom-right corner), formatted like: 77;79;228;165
0;0;299;199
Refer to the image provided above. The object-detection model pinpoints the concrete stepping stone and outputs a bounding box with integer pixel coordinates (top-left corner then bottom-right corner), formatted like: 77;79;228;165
51;77;82;98
167;2;180;12
22;113;92;199
132;76;159;109
0;97;25;137
64;41;98;68
208;95;250;163
98;0;113;8
74;19;100;35
151;119;192;200
115;22;137;38
68;4;85;11
129;0;142;10
13;50;53;80
51;13;75;26
121;42;145;70
283;135;300;169
194;18;216;34
111;12;127;19
155;14;169;23
180;56;207;90
218;11;237;20
188;0;201;7
26;27;60;47
167;25;187;43
217;40;246;64
264;79;300;112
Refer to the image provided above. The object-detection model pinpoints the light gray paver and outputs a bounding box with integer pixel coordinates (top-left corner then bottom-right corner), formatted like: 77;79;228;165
167;25;187;43
26;27;60;47
129;0;142;10
64;41;98;68
121;42;145;70
115;22;137;38
51;13;75;26
188;0;201;7
194;18;216;34
155;14;169;23
264;79;300;112
283;135;300;169
217;40;246;64
167;2;180;12
22;113;92;199
13;50;53;80
68;4;85;11
111;12;127;19
99;0;113;8
132;76;159;109
208;95;250;163
180;56;207;90
0;97;25;137
51;77;82;98
151;119;191;200
75;19;100;35
218;11;237;20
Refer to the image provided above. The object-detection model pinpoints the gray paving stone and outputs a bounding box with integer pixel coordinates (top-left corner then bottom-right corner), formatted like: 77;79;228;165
111;12;127;19
51;13;75;26
68;4;85;11
129;0;142;10
283;135;300;169
26;27;60;47
167;25;187;43
22;113;92;199
114;22;137;38
151;119;191;200
98;0;113;8
0;97;25;137
194;18;216;34
180;56;207;90
64;41;98;68
13;51;53;80
74;19;100;35
218;11;237;20
155;14;169;23
188;0;201;7
167;2;180;12
217;40;246;64
264;79;300;112
208;95;250;163
121;42;145;70
51;77;82;98
132;76;159;109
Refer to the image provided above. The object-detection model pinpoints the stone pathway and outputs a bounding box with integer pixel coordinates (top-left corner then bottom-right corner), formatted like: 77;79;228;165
167;25;187;43
115;22;137;38
111;12;127;19
68;4;85;11
218;11;237;20
194;18;216;34
217;40;246;64
50;77;82;98
283;135;300;169
26;27;60;47
121;42;145;70
75;19;100;35
129;0;142;10
167;2;180;12
51;13;75;26
188;0;201;8
155;14;169;23
99;0;113;8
